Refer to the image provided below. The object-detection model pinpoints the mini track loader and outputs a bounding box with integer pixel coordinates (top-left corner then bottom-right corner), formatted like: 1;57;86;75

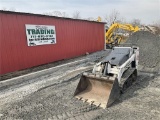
74;46;139;108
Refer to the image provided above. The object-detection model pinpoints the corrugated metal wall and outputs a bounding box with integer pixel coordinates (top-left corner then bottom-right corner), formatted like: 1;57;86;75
0;11;105;75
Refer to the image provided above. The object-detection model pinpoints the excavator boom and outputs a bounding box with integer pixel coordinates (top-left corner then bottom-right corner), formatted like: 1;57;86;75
105;23;140;47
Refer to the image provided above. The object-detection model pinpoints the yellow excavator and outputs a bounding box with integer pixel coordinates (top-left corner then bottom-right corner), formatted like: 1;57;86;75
96;17;139;48
105;23;139;48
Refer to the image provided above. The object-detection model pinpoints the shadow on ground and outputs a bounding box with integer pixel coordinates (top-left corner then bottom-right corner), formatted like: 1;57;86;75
112;70;156;107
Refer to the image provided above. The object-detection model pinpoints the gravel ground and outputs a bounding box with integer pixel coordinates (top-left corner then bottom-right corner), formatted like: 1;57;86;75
0;50;110;119
0;31;160;120
127;31;160;68
0;65;159;120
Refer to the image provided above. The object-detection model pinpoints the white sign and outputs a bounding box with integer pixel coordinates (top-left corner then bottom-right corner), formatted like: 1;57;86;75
25;24;56;46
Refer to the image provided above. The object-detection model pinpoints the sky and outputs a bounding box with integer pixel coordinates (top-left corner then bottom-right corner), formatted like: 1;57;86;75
0;0;160;24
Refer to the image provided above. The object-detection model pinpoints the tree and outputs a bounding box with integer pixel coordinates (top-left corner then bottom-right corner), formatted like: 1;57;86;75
1;7;7;10
72;11;81;19
52;11;62;17
131;19;141;26
154;19;160;28
85;17;95;21
1;7;16;11
43;12;52;16
151;19;160;35
117;17;126;24
61;12;68;17
9;7;16;11
105;9;120;25
43;11;68;17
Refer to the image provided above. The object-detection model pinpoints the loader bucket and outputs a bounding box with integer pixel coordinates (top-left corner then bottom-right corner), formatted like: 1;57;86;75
74;73;120;108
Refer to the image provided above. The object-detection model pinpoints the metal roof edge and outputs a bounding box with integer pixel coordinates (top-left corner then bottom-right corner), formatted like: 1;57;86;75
0;10;106;24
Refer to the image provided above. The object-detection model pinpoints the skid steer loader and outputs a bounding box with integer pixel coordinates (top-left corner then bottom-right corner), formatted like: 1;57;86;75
74;46;139;108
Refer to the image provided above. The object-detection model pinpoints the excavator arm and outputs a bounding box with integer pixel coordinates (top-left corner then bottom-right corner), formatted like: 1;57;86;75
106;23;139;47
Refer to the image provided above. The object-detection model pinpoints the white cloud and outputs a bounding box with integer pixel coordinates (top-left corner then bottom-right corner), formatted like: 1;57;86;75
0;0;159;24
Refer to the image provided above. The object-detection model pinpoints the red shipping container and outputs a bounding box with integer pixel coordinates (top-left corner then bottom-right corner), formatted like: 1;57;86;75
0;11;105;75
